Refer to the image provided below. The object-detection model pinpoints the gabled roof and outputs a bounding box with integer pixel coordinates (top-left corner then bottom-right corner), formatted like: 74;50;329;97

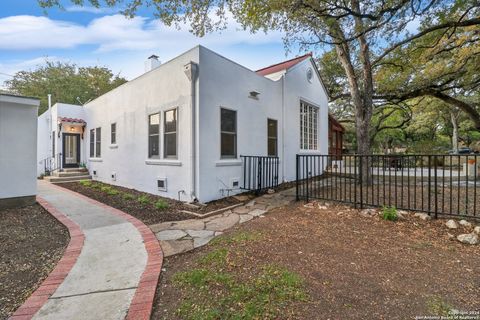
256;53;313;76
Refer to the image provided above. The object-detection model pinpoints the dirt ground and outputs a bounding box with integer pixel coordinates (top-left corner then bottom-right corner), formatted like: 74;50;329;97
0;204;69;319
153;201;480;319
61;181;251;225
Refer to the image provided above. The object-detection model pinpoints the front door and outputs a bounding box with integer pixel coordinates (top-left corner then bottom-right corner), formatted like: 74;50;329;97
62;133;80;168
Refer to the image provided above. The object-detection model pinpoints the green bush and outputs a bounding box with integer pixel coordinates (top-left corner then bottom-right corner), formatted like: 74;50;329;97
122;193;135;200
79;180;92;187
381;206;398;221
137;194;150;205
154;199;169;210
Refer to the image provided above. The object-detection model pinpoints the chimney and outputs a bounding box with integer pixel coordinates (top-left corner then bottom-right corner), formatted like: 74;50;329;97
145;54;161;72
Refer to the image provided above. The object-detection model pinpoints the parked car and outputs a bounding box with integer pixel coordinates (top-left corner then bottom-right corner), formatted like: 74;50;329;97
448;147;473;154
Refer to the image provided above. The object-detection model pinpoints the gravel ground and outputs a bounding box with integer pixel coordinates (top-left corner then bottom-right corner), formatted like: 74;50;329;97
0;204;69;319
154;201;480;319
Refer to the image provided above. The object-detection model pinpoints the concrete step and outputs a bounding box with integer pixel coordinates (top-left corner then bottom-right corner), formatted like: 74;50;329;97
62;167;88;173
54;171;90;177
44;175;92;183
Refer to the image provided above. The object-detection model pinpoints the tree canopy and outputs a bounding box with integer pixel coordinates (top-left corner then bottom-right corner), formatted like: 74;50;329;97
5;61;127;115
38;0;480;160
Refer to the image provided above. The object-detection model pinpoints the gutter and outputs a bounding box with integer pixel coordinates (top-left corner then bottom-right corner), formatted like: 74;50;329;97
184;62;199;201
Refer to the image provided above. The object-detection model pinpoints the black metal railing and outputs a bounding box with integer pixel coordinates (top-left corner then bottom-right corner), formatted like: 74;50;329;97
41;153;62;176
296;154;479;220
241;155;279;193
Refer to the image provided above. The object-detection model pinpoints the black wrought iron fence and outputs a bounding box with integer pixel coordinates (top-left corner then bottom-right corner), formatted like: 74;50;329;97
241;155;279;193
296;154;479;220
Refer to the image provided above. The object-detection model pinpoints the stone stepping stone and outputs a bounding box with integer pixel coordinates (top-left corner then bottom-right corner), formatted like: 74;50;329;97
233;206;250;214
160;240;194;257
170;219;205;230
248;209;267;217
149;222;173;233
186;229;215;238
205;213;240;231
239;214;254;224
194;236;215;248
156;229;188;241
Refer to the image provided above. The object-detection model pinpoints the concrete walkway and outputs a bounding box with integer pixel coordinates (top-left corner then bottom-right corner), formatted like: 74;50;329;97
150;187;297;256
22;181;158;320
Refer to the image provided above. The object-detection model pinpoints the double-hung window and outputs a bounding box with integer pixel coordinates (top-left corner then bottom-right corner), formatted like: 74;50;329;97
267;119;278;156
95;127;101;157
111;123;116;144
300;101;318;150
164;109;177;158
148;113;160;158
89;129;95;157
220;108;237;158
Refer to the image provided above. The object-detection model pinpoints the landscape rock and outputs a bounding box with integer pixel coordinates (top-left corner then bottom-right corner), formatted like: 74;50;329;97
474;226;480;234
245;200;256;208
303;202;315;208
149;222;173;233
456;233;479;245
445;220;458;229
414;212;431;221
359;208;377;218
267;189;275;194
317;204;328;210
459;220;472;228
156;229;188;241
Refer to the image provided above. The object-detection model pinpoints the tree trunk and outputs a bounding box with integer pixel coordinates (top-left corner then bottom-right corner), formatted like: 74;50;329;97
450;109;459;153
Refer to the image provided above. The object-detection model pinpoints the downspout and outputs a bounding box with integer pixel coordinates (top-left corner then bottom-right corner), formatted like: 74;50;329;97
184;62;199;202
48;94;52;156
281;75;286;182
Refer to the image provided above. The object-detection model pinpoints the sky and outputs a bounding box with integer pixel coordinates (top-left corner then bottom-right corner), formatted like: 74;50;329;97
0;0;300;87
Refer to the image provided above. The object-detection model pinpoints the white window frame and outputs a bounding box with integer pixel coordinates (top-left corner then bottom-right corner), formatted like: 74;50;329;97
220;107;237;159
300;101;319;151
163;108;178;159
148;113;160;159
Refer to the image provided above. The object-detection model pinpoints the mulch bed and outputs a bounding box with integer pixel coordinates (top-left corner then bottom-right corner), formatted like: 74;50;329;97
60;182;249;225
153;201;480;319
0;204;69;319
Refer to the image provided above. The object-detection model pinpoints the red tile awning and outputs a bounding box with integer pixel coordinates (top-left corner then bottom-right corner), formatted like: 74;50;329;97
58;117;86;124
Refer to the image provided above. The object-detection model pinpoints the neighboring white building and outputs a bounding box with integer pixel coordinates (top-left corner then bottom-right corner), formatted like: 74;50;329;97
1;94;40;209
37;46;329;202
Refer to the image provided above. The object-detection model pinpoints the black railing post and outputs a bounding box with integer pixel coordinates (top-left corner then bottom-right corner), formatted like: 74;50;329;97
359;155;363;209
257;157;262;193
296;154;299;201
305;156;309;203
427;155;432;216
434;156;438;219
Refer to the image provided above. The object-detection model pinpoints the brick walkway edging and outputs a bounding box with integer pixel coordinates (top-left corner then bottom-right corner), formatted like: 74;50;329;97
9;196;85;320
47;183;164;320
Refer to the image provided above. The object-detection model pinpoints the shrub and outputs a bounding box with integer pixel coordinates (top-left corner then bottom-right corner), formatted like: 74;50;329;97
122;193;135;200
381;206;398;221
154;199;169;210
79;180;92;187
137;194;150;205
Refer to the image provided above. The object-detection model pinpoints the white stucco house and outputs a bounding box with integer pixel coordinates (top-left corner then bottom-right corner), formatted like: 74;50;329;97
1;94;40;209
37;46;329;202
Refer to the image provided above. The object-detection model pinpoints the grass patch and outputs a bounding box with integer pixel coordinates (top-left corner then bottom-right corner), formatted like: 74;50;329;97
173;264;307;320
90;183;101;189
154;199;169;210
381;205;398;221
197;248;229;267
210;231;264;246
78;180;92;187
426;296;453;316
137;194;150;205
